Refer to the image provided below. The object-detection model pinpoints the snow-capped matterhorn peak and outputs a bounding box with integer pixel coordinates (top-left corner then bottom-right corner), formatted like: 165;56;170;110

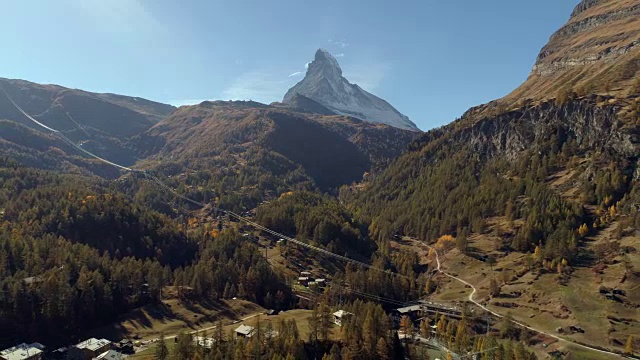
283;49;419;131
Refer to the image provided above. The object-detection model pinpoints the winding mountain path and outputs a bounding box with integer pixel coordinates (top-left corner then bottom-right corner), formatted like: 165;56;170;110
420;241;626;359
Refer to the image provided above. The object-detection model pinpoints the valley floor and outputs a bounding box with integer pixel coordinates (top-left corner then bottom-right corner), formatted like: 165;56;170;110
398;216;639;359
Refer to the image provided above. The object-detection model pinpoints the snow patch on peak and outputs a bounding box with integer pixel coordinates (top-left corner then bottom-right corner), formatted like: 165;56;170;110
284;49;420;131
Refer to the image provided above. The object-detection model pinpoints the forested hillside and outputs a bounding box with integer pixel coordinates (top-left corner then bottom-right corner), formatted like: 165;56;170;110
0;158;291;347
347;97;638;262
135;101;418;212
337;7;640;349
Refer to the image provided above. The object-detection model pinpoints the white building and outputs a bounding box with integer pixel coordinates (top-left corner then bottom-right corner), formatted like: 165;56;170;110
193;336;216;349
0;343;45;360
332;310;354;327
72;338;112;359
234;325;256;339
93;350;126;360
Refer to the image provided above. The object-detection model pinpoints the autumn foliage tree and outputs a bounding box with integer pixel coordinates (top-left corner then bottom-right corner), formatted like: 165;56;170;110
489;277;501;297
400;315;414;341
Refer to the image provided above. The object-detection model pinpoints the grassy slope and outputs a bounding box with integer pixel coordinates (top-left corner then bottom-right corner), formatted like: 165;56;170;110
89;288;265;342
129;309;320;360
505;0;640;103
418;217;639;358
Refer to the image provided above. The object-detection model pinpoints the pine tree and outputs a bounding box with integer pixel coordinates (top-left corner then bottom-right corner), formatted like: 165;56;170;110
436;314;447;340
504;340;514;360
362;310;377;355
400;315;413;341
626;335;634;355
514;341;527;360
154;332;169;360
328;343;341;360
489;277;500;297
482;336;498;360
454;320;469;353
173;332;194;360
533;246;541;262
578;223;589;237
420;319;430;339
318;301;332;342
456;234;468;253
505;199;515;221
307;304;319;343
376;337;390;360
500;313;515;339
487;255;496;271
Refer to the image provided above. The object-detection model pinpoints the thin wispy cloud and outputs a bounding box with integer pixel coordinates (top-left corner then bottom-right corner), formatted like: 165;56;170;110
289;62;312;78
328;39;349;48
222;71;296;103
335;53;345;58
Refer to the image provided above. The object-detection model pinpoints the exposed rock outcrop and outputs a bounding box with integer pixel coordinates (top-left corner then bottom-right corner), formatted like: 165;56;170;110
507;0;640;101
284;49;420;131
412;97;638;162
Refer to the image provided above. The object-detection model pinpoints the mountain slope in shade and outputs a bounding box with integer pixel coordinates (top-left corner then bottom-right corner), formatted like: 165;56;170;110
283;49;420;131
139;101;418;193
0;77;176;172
272;94;336;116
0;78;175;138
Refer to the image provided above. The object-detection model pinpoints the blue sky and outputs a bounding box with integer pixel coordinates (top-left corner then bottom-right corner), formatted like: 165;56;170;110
1;0;578;130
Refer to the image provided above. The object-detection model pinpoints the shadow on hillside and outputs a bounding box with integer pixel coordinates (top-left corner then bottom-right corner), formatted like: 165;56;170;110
88;302;179;341
465;246;490;262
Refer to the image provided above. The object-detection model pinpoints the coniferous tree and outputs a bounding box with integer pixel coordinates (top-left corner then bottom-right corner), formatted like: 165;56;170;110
154;332;169;360
376;337;390;360
173;332;194;360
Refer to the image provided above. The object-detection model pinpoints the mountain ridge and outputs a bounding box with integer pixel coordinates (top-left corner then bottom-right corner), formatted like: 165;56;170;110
140;100;419;194
0;77;177;174
506;0;640;102
0;77;175;136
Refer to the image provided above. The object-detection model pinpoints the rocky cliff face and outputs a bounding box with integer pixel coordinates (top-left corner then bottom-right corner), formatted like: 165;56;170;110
413;97;638;165
534;1;640;75
283;49;420;131
507;0;640;101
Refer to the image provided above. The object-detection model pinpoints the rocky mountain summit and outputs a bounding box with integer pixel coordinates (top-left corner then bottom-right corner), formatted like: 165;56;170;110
283;49;419;131
507;0;640;101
